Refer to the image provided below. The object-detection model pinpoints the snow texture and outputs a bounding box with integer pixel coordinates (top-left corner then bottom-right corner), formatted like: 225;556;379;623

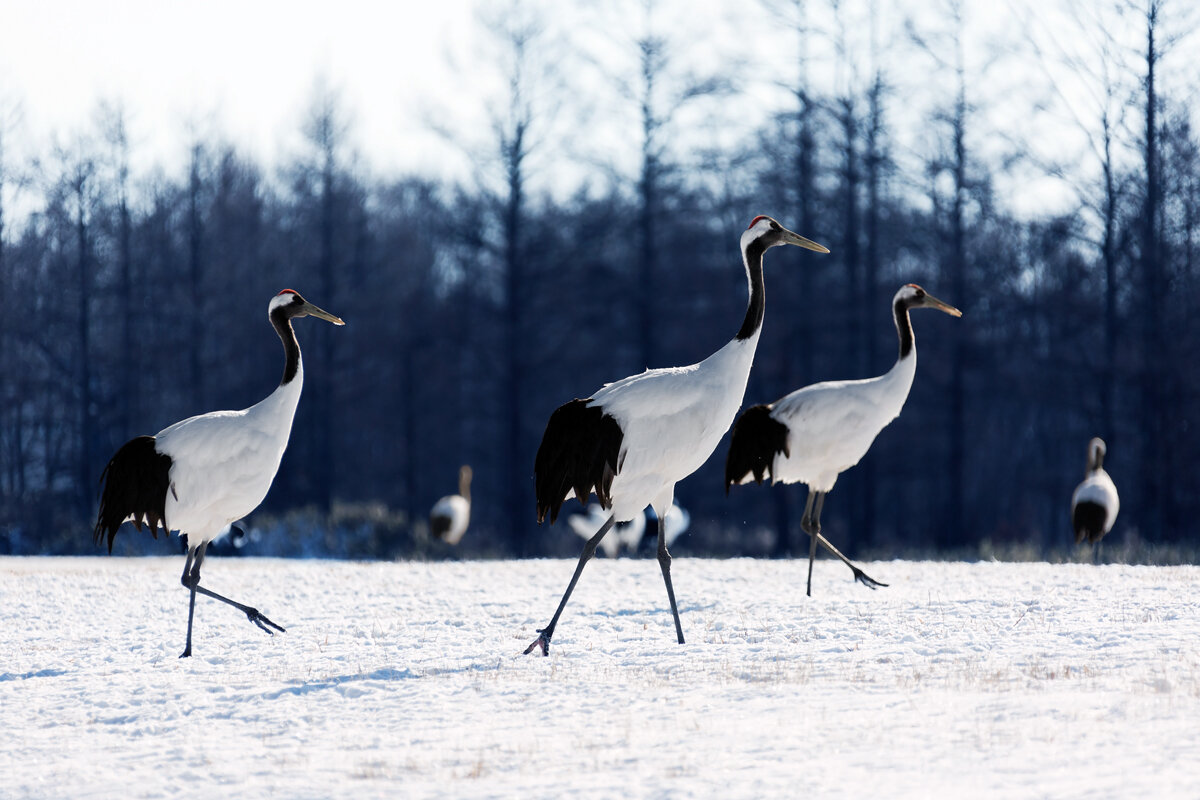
2;556;1198;799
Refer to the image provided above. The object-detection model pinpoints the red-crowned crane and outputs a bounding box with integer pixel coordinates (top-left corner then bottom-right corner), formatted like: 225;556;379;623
525;216;829;656
725;284;960;596
430;465;472;545
94;289;344;658
1071;437;1119;546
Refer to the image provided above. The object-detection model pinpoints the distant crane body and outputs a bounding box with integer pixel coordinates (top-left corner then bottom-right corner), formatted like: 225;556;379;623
94;290;344;657
568;503;646;558
1071;438;1119;545
526;216;829;655
431;465;472;545
567;501;689;558
726;284;961;596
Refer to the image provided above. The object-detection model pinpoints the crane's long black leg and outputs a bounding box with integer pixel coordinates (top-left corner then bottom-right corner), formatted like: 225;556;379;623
799;491;885;593
800;491;818;598
182;542;285;650
524;515;615;656
804;492;826;597
179;547;198;658
191;585;286;635
656;513;685;644
814;532;888;589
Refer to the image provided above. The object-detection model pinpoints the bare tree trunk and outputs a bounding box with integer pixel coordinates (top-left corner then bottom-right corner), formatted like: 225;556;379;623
117;150;134;435
401;345;418;533
504;118;527;553
1101;113;1118;448
772;0;816;558
1139;0;1163;540
187;144;205;411
945;26;968;550
636;38;659;372
0;127;8;498
315;131;336;512
838;94;866;541
863;67;886;549
74;166;93;515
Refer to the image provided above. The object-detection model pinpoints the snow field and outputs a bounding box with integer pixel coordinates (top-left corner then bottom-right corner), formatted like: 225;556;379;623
1;556;1198;799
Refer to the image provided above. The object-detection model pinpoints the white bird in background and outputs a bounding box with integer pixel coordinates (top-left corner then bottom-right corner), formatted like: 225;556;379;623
526;216;829;656
725;284;961;596
1071;437;1119;546
568;503;645;558
566;501;689;558
655;501;691;549
94;290;344;658
430;465;472;545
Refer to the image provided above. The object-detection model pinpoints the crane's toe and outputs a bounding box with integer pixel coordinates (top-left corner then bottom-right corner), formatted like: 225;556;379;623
852;567;888;589
245;607;285;635
523;631;550;657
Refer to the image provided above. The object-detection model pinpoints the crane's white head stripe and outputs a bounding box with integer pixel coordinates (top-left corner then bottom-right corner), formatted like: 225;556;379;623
269;290;300;313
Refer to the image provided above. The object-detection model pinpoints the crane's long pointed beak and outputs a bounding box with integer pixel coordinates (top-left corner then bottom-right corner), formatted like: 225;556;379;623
783;230;830;254
302;301;345;325
924;293;962;317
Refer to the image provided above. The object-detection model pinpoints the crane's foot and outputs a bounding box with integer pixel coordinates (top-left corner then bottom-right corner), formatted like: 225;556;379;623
852;567;888;589
245;607;286;635
179;645;192;659
523;630;551;657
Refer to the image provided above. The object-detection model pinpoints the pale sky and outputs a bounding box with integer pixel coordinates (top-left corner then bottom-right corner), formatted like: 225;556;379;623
0;0;476;181
0;0;1185;223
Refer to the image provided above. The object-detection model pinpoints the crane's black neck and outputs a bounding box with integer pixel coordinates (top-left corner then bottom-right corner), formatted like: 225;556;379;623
894;297;915;360
271;309;302;385
735;239;767;341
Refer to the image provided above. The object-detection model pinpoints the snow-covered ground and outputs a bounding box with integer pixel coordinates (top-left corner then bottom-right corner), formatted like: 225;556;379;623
2;556;1198;799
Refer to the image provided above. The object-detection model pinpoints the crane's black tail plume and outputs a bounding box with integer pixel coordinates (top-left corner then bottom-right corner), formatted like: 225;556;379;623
1072;501;1108;545
94;435;173;553
430;513;452;539
534;399;623;524
724;404;790;492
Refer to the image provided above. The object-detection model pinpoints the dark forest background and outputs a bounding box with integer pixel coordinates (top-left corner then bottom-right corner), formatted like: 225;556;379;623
1;0;1197;562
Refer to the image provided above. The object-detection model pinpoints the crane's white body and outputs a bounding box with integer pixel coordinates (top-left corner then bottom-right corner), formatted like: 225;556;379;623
156;359;303;547
1072;469;1119;534
591;335;759;522
766;354;916;492
430;494;471;545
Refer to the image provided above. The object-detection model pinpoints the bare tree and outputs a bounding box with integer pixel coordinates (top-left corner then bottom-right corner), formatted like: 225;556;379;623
1129;0;1197;539
0;94;25;501
581;0;735;370
45;136;99;515
288;80;359;513
185;139;208;410
95;101;137;435
908;0;994;546
429;1;569;551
